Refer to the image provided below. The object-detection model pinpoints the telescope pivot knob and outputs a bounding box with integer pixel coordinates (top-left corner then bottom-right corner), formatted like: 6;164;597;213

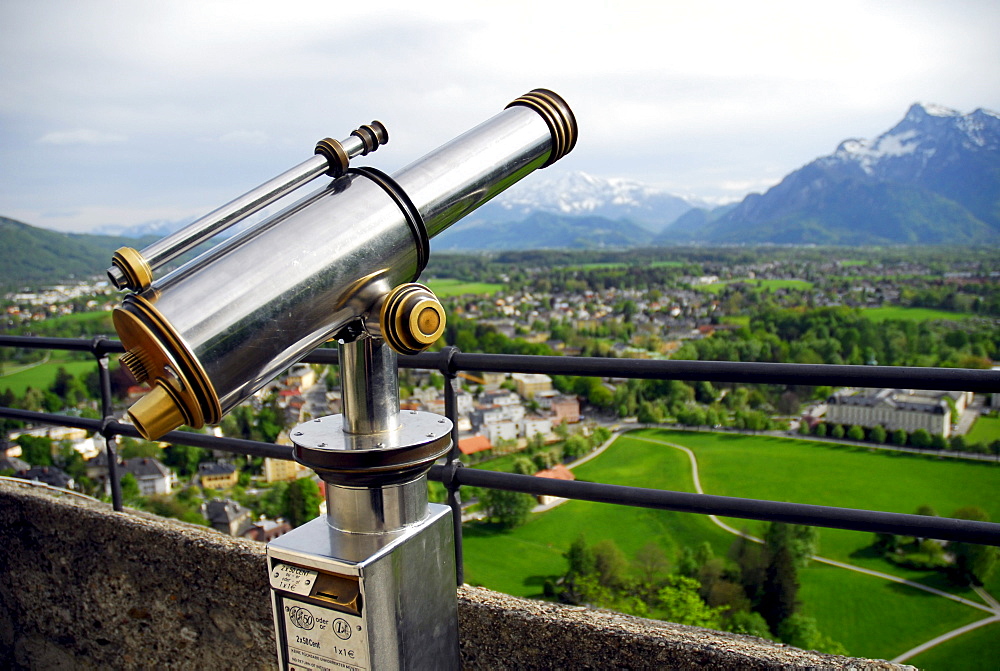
379;283;446;356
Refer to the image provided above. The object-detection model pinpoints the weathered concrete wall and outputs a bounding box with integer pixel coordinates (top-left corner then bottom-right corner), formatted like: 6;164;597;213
0;479;909;670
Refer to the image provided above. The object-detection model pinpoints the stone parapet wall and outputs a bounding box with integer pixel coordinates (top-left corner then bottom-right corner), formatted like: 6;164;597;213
0;479;909;670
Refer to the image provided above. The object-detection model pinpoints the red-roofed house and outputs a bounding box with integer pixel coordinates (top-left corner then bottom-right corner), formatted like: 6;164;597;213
458;435;492;456
533;464;575;506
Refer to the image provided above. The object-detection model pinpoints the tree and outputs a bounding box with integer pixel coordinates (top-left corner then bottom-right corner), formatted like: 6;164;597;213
120;472;142;505
765;523;818;569
482;488;534;529
511;456;536;476
634;542;670;586
777;613;847;655
891;429;908;446
813;423;827;438
930;433;948;451
868;425;887;443
949;435;967;453
909;429;932;449
162;443;208;478
283;478;321;527
830;424;845;439
592;539;629;589
677;546;699;578
16;435;53;466
565;535;596;577
760;544;799;633
725;610;772;638
656;576;723;629
846;425;864;441
119;436;161;459
950;507;998;585
873;532;901;554
730;532;767;606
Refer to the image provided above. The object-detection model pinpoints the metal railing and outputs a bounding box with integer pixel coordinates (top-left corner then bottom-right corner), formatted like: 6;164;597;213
2;334;999;585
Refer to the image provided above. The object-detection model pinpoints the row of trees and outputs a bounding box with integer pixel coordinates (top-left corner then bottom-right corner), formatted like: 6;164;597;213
801;420;1000;458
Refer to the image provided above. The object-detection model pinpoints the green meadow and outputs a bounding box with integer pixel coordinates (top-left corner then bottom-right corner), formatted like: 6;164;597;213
694;278;814;293
860;306;978;322
425;278;504;297
463;429;1000;660
908;620;1000;671
965;415;1000;446
0;358;100;396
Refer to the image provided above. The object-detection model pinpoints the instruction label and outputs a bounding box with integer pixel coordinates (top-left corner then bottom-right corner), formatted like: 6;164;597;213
281;596;369;671
270;564;318;597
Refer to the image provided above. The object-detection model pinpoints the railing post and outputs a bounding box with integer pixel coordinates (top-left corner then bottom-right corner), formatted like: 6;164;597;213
439;346;465;585
93;338;123;511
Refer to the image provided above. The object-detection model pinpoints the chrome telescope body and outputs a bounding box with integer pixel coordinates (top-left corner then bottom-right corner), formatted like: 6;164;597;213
113;89;577;440
108;122;389;291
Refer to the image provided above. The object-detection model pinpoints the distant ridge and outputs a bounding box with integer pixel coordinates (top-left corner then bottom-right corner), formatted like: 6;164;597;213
677;103;1000;244
0;216;156;290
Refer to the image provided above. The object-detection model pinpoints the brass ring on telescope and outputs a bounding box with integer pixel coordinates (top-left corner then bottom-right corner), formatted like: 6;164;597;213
315;137;351;177
506;88;578;167
113;294;221;439
110;247;154;292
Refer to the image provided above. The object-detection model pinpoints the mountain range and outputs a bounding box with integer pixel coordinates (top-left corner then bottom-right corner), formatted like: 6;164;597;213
435;102;1000;249
2;102;998;285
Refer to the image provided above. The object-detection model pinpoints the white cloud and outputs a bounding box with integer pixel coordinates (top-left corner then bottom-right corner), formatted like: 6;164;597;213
2;0;999;232
38;129;127;145
216;130;269;145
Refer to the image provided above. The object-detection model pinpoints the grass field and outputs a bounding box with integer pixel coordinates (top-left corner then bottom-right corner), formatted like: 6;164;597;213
462;429;1000;659
424;278;504;297
798;563;982;661
0;358;99;395
966;415;1000;446
908;620;1000;671
462;436;732;597
633;430;1000;576
694;279;814;293
860;306;977;322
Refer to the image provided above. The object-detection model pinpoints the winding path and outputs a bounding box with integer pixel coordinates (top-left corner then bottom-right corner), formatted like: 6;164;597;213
625;433;1000;661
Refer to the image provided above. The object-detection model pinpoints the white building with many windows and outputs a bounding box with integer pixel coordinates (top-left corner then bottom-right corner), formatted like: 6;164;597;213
825;389;972;437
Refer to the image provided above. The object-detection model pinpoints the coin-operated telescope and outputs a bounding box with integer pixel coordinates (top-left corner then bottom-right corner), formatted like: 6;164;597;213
109;89;576;670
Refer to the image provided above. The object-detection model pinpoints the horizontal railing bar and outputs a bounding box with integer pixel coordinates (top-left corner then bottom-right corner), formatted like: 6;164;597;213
3;336;997;392
0;407;293;460
434;465;1000;547
0;335;124;354
4;401;999;546
304;348;1000;393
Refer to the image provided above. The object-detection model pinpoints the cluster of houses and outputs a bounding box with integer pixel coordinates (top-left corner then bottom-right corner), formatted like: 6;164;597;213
3;279;115;325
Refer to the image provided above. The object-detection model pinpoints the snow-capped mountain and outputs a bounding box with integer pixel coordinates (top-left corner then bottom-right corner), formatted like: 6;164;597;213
473;171;701;233
688;103;1000;245
93;217;194;238
820;103;1000;181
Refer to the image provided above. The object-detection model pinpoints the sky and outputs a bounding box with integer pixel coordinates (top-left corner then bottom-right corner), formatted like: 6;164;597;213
1;0;999;234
